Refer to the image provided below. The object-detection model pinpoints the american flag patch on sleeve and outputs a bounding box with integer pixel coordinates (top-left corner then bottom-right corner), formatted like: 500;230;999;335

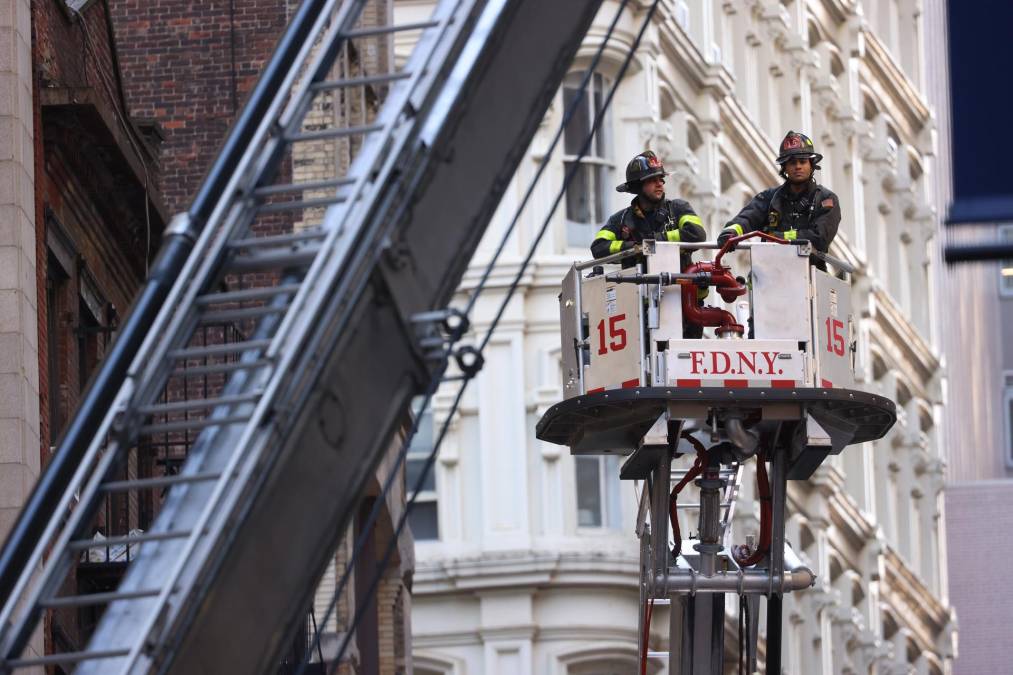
821;197;834;208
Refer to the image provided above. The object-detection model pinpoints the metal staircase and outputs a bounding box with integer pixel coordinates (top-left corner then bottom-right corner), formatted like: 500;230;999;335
0;0;604;671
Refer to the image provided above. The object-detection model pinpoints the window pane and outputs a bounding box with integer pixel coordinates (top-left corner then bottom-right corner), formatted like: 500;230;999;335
1008;396;1013;464
408;501;439;541
410;409;434;455
565;161;592;224
564;84;590;155
567;218;595;251
604;454;622;529
576;456;602;527
593;73;608;158
406;458;435;493
593;164;608;224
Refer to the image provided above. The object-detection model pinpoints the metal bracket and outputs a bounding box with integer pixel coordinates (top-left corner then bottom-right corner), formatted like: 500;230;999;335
410;308;471;362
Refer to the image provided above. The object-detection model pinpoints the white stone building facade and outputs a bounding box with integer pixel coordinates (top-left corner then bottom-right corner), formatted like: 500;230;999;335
397;1;957;673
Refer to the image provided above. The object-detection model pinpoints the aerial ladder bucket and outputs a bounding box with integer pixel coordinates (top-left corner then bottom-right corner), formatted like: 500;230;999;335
536;234;896;673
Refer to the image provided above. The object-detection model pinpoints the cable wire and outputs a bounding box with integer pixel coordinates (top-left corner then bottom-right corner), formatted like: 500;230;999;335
296;4;634;670
300;0;664;669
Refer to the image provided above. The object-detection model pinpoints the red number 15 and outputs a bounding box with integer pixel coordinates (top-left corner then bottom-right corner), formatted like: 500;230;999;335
825;317;845;356
597;314;628;355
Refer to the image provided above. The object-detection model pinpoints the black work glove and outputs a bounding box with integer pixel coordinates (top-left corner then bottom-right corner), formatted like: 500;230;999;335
716;229;737;250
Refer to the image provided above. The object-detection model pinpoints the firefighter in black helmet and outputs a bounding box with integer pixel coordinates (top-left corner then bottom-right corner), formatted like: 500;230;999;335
717;131;841;269
590;150;706;259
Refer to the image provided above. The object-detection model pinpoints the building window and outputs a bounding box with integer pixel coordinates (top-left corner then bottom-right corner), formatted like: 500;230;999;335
1004;373;1013;469
563;71;613;248
1000;225;1013;297
46;254;69;439
575;455;622;529
407;405;439;541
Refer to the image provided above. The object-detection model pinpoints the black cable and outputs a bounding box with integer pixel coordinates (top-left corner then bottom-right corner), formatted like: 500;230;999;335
325;381;469;675
306;0;665;670
309;606;325;666
296;2;636;671
460;0;631;318
478;0;663;353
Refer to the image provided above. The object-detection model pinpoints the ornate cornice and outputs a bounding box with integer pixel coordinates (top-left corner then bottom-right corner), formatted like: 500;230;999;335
881;546;952;639
861;31;932;133
655;7;736;100
868;286;941;387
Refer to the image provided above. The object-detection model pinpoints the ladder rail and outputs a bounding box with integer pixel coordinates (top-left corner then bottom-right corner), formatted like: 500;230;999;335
0;433;129;659
0;0;348;652
80;3;477;671
120;0;359;405
254;0;465;369
0;0;522;668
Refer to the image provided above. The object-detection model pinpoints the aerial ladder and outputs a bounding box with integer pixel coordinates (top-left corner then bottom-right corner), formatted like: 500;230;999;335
536;236;897;673
0;0;605;671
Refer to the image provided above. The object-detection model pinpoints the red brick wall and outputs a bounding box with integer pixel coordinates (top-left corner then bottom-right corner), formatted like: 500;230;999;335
108;0;290;213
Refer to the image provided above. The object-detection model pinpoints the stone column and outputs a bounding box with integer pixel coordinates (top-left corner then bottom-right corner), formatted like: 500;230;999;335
0;0;42;667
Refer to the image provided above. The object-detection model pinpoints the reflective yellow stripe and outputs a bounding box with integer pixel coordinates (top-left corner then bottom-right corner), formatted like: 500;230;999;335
595;229;617;242
678;214;702;228
729;223;744;236
609;240;624;254
666;229;682;242
783;229;798;241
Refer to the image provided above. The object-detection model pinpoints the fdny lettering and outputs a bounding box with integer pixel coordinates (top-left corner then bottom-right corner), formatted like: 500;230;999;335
688;350;784;376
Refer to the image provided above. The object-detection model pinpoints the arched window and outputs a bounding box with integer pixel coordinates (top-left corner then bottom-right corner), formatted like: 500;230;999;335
563;71;614;247
564;652;663;675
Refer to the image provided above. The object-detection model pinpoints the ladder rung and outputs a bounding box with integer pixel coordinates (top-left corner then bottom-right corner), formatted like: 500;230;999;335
256;195;347;214
309;71;411;93
286;122;383;143
40;588;163;608
172;359;272;377
168;339;272;361
199;305;288;323
228;229;327;249
195;284;302;306
254;176;355;197
646;651;669;659
140;415;251;435
68;530;192;552
225;247;321;273
341;19;439;38
7;649;131;667
138;392;264;415
101;471;223;493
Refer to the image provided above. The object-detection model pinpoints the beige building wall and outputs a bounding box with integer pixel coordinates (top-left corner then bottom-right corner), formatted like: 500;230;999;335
922;0;1013;672
400;0;957;673
0;0;42;666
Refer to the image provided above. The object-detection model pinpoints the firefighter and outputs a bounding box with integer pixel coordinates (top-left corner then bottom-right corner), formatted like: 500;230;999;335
717;131;841;269
591;151;707;337
590;150;706;259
